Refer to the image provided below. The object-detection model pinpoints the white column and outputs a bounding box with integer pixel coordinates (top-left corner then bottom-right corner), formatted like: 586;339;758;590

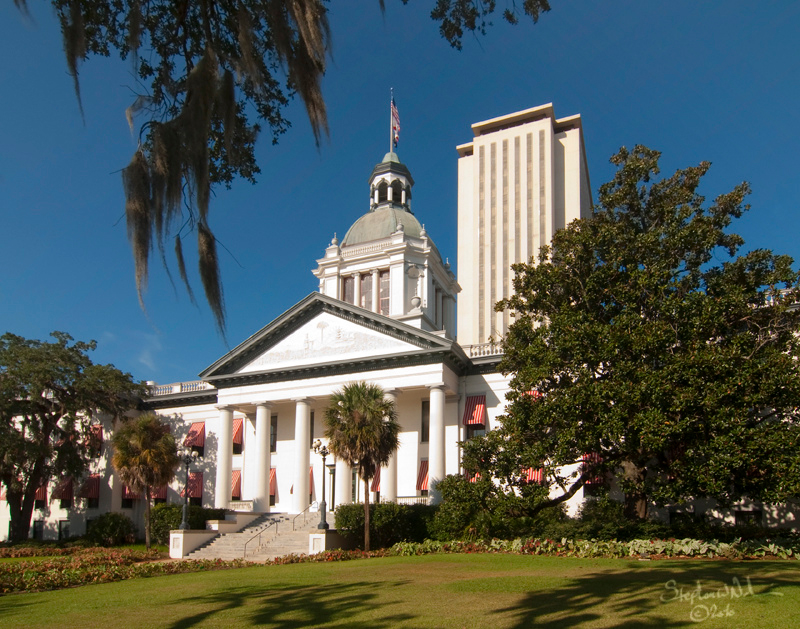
371;269;380;313
354;274;362;309
293;398;312;514
215;406;234;509
336;458;352;506
253;402;272;512
383;389;399;502
428;385;446;504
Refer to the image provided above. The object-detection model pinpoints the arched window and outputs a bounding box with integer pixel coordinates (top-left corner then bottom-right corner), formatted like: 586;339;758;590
391;180;404;204
377;181;389;203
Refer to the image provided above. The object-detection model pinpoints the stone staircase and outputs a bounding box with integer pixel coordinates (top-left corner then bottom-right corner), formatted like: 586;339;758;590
187;511;320;562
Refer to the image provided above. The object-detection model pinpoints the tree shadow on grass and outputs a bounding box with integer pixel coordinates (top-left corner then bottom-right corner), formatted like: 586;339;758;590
167;579;415;629
499;561;798;628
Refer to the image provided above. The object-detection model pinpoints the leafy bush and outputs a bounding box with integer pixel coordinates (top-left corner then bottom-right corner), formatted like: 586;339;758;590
334;502;436;549
85;512;136;546
149;503;228;544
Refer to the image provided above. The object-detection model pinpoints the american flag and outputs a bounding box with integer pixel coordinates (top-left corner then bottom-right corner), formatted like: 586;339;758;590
391;98;400;147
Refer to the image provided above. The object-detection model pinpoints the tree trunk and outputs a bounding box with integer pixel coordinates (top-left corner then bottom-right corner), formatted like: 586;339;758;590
620;461;648;520
7;489;37;543
144;487;152;549
363;478;370;552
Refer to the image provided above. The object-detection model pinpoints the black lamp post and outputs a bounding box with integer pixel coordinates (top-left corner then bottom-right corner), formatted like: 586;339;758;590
179;450;199;530
327;459;337;513
313;439;330;530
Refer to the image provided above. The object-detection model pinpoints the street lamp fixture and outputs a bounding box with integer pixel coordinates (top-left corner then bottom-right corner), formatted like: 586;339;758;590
179;450;200;530
312;439;330;530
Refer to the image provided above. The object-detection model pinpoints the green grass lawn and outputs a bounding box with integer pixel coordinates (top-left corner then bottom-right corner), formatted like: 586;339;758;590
1;554;798;628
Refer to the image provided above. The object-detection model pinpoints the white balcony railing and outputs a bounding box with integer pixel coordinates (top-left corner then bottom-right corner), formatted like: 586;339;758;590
463;342;504;358
149;381;215;396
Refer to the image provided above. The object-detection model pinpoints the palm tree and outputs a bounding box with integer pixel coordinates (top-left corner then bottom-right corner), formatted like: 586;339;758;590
112;413;180;549
324;382;399;551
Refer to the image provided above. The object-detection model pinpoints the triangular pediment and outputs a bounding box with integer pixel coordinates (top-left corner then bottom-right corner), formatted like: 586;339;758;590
238;311;418;372
199;293;467;383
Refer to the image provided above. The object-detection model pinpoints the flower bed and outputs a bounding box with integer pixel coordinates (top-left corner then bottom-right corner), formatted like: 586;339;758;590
0;548;249;593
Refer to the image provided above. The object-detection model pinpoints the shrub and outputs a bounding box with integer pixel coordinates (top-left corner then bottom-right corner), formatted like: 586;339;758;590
429;475;498;540
86;512;136;546
334;502;436;549
150;504;228;545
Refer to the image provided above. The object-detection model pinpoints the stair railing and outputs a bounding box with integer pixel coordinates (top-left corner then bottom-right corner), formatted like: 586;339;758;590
292;501;319;531
243;519;280;559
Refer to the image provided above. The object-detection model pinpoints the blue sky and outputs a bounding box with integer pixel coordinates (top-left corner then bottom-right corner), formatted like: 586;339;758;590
2;1;799;385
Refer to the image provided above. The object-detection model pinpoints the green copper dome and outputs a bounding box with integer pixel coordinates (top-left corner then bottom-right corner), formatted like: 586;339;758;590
341;206;423;246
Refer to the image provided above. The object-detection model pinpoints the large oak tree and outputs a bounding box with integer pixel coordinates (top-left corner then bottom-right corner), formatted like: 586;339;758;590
462;146;800;521
0;332;146;542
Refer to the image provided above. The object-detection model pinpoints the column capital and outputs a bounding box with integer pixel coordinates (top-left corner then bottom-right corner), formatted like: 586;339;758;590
426;383;446;392
216;404;236;412
252;401;274;409
383;389;400;398
291;397;314;405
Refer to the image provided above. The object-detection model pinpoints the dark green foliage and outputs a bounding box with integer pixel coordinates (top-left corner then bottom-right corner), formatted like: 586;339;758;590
0;332;146;543
149;504;227;545
467;145;800;521
85;512;136;546
333;502;435;549
431;473;567;540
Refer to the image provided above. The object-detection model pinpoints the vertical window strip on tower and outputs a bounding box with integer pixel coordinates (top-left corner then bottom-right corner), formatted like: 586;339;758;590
502;139;509;337
539;129;546;251
526;133;534;265
379;270;390;315
490;142;497;338
514;136;521;264
478;145;485;342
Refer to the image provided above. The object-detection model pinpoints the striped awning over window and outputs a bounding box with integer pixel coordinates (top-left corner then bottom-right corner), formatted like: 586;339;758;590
151;485;168;500
181;472;203;498
581;453;603;486
232;418;243;445
371;467;381;492
231;470;242;499
52;478;74;500
78;475;100;499
467;471;480;483
183;422;205;448
35;484;47;501
416;459;429;491
463;395;487;425
122;485;141;500
524;390;543;399
522;468;545;484
269;468;276;496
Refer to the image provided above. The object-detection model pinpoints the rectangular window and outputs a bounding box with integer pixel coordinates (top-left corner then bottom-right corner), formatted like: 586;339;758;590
270;415;278;453
735;510;763;527
360;274;373;309
121;498;134;509
232;418;243;455
35;499;45;510
32;520;44;541
379;270;390;315
58;520;70;541
342;276;355;304
421;400;430;443
60;498;72;510
87;497;99;509
466;425;486;440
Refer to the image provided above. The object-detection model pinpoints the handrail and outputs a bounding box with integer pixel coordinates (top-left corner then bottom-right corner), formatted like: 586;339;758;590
292;501;318;531
243;518;280;559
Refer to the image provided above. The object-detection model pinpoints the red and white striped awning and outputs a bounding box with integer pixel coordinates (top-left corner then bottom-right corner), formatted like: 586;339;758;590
371;467;381;492
524;390;543;399
463;395;487;425
467;471;481;483
122;485;140;500
181;472;203;498
523;468;545;484
269;468;277;496
52;478;74;500
151;485;168;500
35;484;47;501
416;460;429;491
183;422;205;448
231;470;242;499
232;418;243;445
581;453;603;486
78;475;100;499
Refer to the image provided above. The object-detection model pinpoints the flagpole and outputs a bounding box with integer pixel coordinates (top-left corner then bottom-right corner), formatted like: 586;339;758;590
390;88;394;154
